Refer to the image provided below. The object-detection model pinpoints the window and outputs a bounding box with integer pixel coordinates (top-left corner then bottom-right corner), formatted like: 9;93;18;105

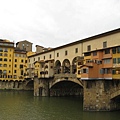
50;54;52;59
4;48;8;52
9;70;11;73
87;45;91;51
0;53;2;56
14;70;17;73
4;58;7;61
75;48;78;53
15;54;18;57
20;64;23;68
82;68;88;73
38;57;40;61
15;64;17;67
0;64;2;67
0;70;2;74
3;64;7;67
117;58;120;63
112;69;116;74
100;69;104;74
93;51;97;56
84;52;91;56
9;59;11;62
104;59;110;64
25;60;27;63
117;47;120;53
78;70;81;74
21;59;24;63
3;70;7;74
15;59;17;62
34;58;35;61
0;58;2;61
14;75;17;79
21;70;23;75
103;41;107;48
104;49;110;54
8;75;12;78
112;48;116;54
113;58;116;64
4;53;7;57
44;56;45;59
29;59;30;62
0;48;3;52
57;53;59;57
65;50;68;56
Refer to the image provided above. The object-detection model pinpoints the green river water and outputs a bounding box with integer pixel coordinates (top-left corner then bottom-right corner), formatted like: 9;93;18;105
0;91;119;120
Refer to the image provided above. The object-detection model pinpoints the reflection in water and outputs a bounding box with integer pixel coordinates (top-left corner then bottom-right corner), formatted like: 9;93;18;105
0;91;119;120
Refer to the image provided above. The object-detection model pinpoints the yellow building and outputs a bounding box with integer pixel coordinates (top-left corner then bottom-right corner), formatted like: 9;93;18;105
0;39;28;82
0;39;14;81
13;48;28;81
112;46;120;79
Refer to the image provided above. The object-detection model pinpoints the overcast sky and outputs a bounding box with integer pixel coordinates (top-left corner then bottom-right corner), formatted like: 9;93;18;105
0;0;120;51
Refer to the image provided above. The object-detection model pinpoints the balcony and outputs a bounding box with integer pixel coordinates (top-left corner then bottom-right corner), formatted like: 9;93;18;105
112;74;120;79
113;64;120;68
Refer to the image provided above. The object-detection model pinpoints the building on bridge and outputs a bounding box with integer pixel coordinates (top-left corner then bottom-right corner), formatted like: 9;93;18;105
27;28;120;111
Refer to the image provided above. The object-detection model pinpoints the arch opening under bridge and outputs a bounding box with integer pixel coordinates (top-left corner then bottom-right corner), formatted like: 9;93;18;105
49;79;83;97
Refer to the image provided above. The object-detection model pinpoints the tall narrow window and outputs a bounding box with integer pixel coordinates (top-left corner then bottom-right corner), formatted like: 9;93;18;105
87;45;91;51
65;50;68;56
75;48;78;53
103;41;107;48
117;47;120;53
57;53;59;57
104;49;110;54
93;51;97;56
49;54;52;58
113;58;116;64
38;57;40;61
112;48;116;54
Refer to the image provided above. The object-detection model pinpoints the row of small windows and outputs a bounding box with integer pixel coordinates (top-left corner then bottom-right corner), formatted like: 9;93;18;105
0;75;23;79
79;68;118;75
0;48;8;52
0;58;27;63
0;69;23;75
0;43;14;47
85;47;120;57
15;54;26;57
0;53;9;57
32;48;79;62
87;41;107;52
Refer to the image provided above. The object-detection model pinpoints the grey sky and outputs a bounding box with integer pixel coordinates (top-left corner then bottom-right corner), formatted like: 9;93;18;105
0;0;120;51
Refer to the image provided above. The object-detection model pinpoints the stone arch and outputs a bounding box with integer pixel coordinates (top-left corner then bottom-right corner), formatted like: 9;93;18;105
49;79;83;96
25;80;34;90
111;89;120;99
62;59;71;73
55;60;61;74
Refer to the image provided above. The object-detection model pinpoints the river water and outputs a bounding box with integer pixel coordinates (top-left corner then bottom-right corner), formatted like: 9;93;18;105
0;91;119;120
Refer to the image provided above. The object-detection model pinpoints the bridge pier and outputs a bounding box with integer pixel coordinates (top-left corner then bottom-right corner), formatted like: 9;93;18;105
83;80;120;111
83;80;111;111
34;76;50;97
34;77;40;96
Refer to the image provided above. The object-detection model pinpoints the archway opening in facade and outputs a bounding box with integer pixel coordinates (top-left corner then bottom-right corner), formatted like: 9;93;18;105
62;59;71;74
55;60;61;74
72;56;84;74
50;80;83;97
